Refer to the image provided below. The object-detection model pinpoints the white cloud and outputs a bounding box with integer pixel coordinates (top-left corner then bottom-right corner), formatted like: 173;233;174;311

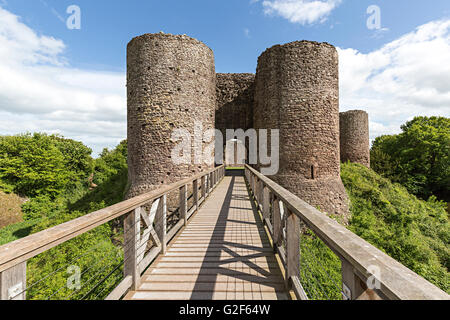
0;7;126;155
262;0;342;25
339;19;450;141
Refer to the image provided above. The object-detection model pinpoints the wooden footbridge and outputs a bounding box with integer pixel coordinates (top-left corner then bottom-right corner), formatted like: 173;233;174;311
0;166;448;300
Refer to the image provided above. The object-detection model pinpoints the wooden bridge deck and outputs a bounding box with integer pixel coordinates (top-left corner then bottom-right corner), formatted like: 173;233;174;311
125;175;289;300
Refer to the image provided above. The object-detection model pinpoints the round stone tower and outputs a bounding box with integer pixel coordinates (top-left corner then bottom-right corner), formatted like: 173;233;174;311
340;110;370;168
254;40;349;219
127;33;216;198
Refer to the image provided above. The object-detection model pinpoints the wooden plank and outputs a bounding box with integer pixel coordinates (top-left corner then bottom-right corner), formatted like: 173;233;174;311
129;291;289;300
105;275;132;300
138;281;286;292
160;256;277;263
286;210;300;288
272;198;282;248
138;246;161;274
124;208;140;291
291;275;308;300
201;176;206;200
155;261;280;269
262;187;270;221
142;274;284;284
147;267;283;276
166;220;184;245
155;195;167;254
179;185;187;226
193;179;199;213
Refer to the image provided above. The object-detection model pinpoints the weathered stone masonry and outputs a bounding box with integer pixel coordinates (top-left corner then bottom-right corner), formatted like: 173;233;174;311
254;41;349;219
215;73;254;138
127;33;370;220
127;33;216;198
340;110;370;168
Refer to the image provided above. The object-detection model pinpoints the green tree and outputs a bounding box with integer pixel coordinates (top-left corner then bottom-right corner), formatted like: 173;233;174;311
371;116;450;202
0;133;93;198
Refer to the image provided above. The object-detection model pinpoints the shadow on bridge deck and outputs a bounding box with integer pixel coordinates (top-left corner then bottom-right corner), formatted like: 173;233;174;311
124;175;289;300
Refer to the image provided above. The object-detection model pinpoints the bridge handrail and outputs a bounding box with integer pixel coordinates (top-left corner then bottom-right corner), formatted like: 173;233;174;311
0;165;225;300
245;165;449;300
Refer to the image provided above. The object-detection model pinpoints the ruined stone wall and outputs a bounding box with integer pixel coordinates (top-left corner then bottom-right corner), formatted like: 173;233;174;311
340;110;370;168
254;41;349;219
216;73;254;137
126;33;216;198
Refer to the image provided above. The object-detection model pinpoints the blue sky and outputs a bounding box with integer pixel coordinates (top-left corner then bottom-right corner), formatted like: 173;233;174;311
0;0;449;154
6;0;450;72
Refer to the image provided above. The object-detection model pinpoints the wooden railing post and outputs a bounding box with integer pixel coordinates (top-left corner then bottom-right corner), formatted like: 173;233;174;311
0;263;26;300
286;209;300;289
193;179;199;212
180;185;187;226
254;177;258;201
155;195;167;254
201;176;206;200
258;180;262;205
124;207;140;291
341;259;366;300
209;172;213;193
206;174;211;195
272;198;282;249
251;176;256;199
262;187;270;221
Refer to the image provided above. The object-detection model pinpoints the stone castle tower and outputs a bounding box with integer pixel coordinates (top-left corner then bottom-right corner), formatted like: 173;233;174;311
127;33;370;218
340;110;370;168
127;33;215;198
254;41;348;218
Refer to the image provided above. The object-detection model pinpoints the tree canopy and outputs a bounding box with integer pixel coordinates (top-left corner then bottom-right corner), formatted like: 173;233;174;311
371;116;450;202
0;133;93;198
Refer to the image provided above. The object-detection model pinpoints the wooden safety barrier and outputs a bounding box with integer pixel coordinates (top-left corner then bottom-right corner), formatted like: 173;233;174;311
0;165;225;300
244;165;449;300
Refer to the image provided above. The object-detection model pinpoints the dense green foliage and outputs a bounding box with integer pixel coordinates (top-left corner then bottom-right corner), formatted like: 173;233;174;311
299;229;342;300
371;116;450;202
301;163;449;299
0;133;93;198
0;136;129;300
342;162;449;293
